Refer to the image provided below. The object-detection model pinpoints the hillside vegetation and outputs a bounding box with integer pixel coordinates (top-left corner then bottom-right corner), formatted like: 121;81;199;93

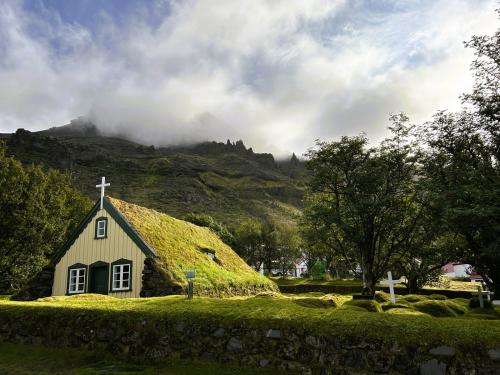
1;120;306;226
110;197;276;296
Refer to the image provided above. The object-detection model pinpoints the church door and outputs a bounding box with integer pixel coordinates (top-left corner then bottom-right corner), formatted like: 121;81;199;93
89;263;109;295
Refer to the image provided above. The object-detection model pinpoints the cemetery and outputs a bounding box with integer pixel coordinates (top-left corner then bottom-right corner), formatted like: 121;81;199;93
1;285;500;374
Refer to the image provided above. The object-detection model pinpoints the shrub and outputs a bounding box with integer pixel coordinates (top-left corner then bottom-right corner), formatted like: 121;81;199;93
343;299;382;312
412;301;457;317
469;297;493;309
310;260;326;280
428;294;447;300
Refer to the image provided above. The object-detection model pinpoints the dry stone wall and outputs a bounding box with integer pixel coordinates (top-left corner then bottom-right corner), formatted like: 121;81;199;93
0;309;499;374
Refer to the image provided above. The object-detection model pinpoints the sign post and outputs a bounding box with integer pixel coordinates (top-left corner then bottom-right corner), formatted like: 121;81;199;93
185;269;196;299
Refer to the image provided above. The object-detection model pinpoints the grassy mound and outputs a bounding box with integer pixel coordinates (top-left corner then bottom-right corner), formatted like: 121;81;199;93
2;296;500;349
293;297;337;308
37;294;117;302
381;302;410;311
109;198;276;296
400;294;428;303
428;294;447;300
343;299;382;312
374;291;391;303
385;308;430;317
412;300;457;317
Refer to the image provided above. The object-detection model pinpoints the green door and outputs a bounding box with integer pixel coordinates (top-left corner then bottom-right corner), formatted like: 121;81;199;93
89;265;109;294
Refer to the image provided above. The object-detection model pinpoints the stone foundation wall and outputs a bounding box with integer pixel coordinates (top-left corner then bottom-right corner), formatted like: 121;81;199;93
0;310;498;374
140;257;183;297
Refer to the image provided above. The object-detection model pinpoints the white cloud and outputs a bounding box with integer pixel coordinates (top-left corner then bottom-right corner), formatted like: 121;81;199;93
0;0;498;155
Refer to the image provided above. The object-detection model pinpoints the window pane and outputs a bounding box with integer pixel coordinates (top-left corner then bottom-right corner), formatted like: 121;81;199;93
123;280;129;288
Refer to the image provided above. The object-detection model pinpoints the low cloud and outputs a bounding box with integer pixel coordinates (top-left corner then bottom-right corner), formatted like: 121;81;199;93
0;0;497;155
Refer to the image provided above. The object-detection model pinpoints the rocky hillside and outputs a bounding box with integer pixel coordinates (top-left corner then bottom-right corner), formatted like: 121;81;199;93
0;119;307;226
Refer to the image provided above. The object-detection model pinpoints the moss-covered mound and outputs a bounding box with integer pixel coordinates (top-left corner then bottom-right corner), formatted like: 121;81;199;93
343;299;382;312
109;197;276;297
412;300;457;317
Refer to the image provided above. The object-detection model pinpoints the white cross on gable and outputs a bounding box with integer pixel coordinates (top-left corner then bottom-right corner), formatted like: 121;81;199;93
381;271;400;304
96;176;110;209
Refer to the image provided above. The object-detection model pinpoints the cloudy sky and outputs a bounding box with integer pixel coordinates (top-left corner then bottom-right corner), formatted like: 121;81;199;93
0;0;498;155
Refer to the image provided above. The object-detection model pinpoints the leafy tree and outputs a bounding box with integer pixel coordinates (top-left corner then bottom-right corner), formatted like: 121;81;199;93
310;260;326;279
233;218;264;271
0;146;92;291
304;114;422;296
420;110;500;296
183;213;235;246
274;224;302;277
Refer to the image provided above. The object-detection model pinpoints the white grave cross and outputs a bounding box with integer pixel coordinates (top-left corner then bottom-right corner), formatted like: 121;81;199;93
96;176;110;209
472;285;494;308
381;271;400;304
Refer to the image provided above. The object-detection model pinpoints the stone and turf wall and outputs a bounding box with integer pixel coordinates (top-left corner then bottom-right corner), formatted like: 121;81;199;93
0;308;498;374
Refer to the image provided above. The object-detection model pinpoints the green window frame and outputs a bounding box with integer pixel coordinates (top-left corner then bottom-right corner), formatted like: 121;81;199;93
110;259;133;292
95;217;108;239
67;263;88;295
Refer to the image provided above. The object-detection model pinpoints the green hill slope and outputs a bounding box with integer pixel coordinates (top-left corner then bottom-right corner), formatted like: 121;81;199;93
1;120;307;226
110;197;276;296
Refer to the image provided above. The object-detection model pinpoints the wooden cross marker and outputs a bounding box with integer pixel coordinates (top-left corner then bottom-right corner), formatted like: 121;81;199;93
381;271;399;304
96;176;110;209
472;285;494;308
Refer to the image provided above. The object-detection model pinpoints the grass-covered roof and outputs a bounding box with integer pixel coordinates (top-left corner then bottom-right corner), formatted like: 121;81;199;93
108;197;276;296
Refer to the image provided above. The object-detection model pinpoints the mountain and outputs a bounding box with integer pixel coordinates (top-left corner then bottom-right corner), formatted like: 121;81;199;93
1;119;307;227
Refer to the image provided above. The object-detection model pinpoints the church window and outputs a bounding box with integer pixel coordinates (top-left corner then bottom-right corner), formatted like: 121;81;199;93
95;217;108;239
111;260;132;291
68;267;86;294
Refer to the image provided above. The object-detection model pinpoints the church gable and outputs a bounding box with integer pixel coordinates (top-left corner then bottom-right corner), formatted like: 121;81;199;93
52;197;157;266
51;197;157;298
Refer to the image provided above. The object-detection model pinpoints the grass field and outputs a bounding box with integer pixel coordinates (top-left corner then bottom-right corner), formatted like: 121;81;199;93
1;292;499;348
0;342;282;374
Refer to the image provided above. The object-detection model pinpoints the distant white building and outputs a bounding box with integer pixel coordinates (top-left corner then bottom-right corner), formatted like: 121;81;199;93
442;263;482;281
259;257;308;277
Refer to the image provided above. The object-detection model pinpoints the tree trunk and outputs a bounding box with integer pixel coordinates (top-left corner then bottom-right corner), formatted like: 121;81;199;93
361;255;376;296
406;275;420;294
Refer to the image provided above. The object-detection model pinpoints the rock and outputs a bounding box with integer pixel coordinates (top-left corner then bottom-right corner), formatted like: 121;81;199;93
213;327;225;337
227;337;243;352
265;329;282;339
305;335;322;348
488;349;500;361
420;359;446;375
259;359;270;367
175;322;185;333
429;346;455;357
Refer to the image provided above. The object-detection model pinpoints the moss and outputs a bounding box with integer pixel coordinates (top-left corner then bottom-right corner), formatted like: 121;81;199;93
412;300;457;317
386;308;430;317
400;294;429;303
428;294;447;300
1;295;500;348
292;297;337;308
444;301;467;315
109;197;276;297
381;303;410;311
338;304;369;312
343;299;382;312
374;291;391;303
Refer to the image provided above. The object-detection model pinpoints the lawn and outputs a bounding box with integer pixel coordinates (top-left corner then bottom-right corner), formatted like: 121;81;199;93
0;342;282;374
1;292;500;348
